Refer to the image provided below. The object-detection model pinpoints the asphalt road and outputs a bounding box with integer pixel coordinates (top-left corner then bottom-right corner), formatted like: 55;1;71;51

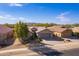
10;48;79;56
0;40;79;56
0;48;79;56
0;47;79;56
13;48;79;56
60;48;79;56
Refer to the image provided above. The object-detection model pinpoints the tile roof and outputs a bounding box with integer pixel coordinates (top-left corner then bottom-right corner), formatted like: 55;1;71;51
47;26;70;33
28;26;46;33
0;25;13;34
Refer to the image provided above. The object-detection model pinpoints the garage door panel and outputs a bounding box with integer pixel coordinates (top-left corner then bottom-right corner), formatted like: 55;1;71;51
38;33;52;40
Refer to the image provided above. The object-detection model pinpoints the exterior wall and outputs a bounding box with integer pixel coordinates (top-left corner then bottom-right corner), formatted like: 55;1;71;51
53;32;61;37
53;30;72;38
61;30;72;38
37;29;53;40
38;33;52;39
72;28;79;33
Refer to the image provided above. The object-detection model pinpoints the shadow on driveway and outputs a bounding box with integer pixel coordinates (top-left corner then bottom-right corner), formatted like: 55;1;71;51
27;43;63;56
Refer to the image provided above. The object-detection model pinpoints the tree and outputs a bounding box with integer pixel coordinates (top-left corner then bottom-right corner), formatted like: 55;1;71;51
14;21;29;44
62;24;74;28
33;32;42;43
31;27;42;43
4;23;14;28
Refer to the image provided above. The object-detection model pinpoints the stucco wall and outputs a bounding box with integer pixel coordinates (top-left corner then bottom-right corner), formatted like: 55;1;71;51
53;32;61;37
53;30;72;38
61;30;72;37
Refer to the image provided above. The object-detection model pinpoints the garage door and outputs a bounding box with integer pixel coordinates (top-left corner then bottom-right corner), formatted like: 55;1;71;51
38;33;52;40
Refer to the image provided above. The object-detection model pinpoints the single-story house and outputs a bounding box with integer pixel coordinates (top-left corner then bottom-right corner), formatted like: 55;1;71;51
0;25;13;45
29;26;73;39
37;28;53;40
72;27;79;33
29;27;53;40
48;26;73;38
71;27;79;37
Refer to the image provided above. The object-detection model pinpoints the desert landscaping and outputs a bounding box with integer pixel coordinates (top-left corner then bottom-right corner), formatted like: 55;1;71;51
0;22;79;56
0;3;79;56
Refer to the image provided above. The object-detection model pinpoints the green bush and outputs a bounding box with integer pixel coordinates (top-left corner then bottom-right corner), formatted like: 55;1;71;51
14;21;29;44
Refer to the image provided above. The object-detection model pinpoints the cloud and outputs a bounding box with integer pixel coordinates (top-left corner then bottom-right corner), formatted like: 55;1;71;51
0;14;26;21
56;11;70;23
0;14;32;24
0;16;4;19
0;15;14;20
59;11;70;16
9;3;23;7
19;17;25;20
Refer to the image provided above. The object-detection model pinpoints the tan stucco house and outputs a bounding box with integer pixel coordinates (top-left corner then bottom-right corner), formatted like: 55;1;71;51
71;27;79;37
29;26;73;40
48;26;73;38
72;27;79;33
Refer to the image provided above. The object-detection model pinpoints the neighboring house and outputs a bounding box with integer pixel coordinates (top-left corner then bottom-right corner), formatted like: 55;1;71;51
37;28;53;40
48;26;73;38
72;27;79;33
29;27;53;40
29;26;73;39
0;25;13;45
71;27;79;37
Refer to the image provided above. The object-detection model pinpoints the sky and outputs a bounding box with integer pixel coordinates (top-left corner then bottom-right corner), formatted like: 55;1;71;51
0;3;79;24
